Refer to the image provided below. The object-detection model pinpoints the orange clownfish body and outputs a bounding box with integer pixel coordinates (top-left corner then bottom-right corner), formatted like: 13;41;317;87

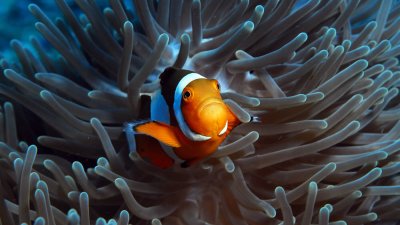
125;67;241;168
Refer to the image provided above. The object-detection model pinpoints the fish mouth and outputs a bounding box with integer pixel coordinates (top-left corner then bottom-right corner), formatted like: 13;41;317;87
198;98;225;113
197;98;228;136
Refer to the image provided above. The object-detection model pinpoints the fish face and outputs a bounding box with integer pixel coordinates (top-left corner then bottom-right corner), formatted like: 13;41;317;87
181;79;228;138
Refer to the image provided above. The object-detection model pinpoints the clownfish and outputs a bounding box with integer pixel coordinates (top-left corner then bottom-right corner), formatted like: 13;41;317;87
125;67;241;168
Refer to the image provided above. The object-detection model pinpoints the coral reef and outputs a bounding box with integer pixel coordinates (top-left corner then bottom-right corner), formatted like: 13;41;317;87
0;0;399;224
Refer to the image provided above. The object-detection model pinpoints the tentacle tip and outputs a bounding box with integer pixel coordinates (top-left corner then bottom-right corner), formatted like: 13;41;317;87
114;177;126;187
371;167;383;176
335;45;345;53
320;120;328;129
27;145;38;155
390;87;399;96
67;208;78;215
382;39;391;46
326;162;337;171
319;49;329;58
298;32;308;41
87;90;96;98
39;90;51;99
235;50;246;56
319;206;330;214
382;86;389;93
158;33;170;43
36;180;47;189
67;191;77;199
3;68;14;78
250;98;260;106
367;213;378;221
314;92;325;100
34;22;43;29
93;165;101;173
362;47;371;55
244;21;255;31
377;151;388;160
251;131;260;140
108;219;117;225
335;221;347;225
225;163;235;173
9;39;19;46
37;136;46;144
181;33;190;42
151;218;162;225
369;21;378;27
324;204;333;212
352;94;364;103
353;190;362;198
43;159;52;167
242;115;252;123
97;157;109;167
4;101;13;108
30;171;39;178
120;209;129;217
309;181;318;189
350;120;361;129
13;157;23;166
34;72;45;80
27;3;39;12
79;191;89;200
327;27;336;33
123;21;133;29
298;94;307;102
274;186;285;193
71;160;82;169
255;5;264;13
343;39;352;46
266;208;277;218
357;59;369;68
34;217;45;224
103;7;113;13
90;117;100;125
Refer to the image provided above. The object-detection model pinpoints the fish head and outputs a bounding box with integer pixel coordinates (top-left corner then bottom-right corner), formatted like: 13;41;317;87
181;79;229;138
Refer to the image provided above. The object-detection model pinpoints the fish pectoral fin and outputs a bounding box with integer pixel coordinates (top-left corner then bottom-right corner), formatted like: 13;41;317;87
134;121;182;148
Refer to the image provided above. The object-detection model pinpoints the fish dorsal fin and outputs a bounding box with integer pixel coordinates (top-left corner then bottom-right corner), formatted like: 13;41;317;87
134;121;182;148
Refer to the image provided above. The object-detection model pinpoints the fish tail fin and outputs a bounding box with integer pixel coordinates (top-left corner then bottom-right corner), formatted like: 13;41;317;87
251;115;261;122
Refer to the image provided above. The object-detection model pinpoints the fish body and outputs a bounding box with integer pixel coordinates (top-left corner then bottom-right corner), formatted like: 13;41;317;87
125;67;240;168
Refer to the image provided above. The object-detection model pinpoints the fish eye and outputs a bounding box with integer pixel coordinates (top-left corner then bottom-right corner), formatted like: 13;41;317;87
183;90;192;100
184;91;190;98
217;83;220;90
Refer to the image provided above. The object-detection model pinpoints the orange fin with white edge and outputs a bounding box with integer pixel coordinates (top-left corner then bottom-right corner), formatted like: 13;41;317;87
134;121;182;148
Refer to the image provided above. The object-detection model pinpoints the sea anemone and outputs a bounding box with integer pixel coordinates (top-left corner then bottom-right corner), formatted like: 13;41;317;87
0;0;399;224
